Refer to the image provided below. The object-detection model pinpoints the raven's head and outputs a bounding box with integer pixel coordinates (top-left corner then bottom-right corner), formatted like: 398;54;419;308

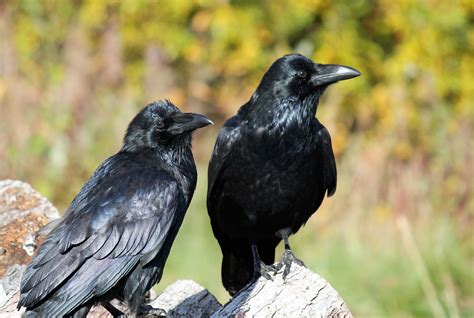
123;100;213;151
252;54;360;109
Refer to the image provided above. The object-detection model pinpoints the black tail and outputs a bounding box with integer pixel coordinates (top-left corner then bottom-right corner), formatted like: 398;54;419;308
221;239;279;295
221;246;253;295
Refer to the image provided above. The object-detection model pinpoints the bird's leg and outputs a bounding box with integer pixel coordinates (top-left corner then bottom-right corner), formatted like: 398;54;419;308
251;243;276;282
276;231;305;279
136;304;167;317
100;302;125;317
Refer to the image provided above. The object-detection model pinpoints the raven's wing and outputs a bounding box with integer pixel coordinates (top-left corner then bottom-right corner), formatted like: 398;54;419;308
208;115;257;295
207;115;242;214
317;126;337;197
19;155;181;316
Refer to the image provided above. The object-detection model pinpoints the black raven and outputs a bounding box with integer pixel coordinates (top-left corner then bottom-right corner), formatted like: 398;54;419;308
207;54;360;295
18;100;212;317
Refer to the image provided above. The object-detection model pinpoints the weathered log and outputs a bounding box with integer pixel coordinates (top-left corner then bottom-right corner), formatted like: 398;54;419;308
0;180;60;311
0;180;352;317
213;262;352;317
0;180;60;277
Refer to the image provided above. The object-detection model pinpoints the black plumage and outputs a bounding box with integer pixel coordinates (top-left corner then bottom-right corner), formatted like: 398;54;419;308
18;100;212;317
207;54;360;295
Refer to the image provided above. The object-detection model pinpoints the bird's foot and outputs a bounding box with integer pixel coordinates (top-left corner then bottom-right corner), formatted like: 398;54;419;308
277;249;305;279
137;304;167;317
253;261;278;282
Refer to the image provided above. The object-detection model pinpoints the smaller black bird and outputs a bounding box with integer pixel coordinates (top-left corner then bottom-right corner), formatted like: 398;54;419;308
207;54;360;295
18;100;212;317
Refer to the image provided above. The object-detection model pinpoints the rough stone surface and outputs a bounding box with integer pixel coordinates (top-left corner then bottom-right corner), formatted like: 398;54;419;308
0;180;352;317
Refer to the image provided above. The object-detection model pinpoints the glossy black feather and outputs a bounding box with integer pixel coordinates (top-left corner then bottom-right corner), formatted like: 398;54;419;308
18;100;211;316
207;54;358;295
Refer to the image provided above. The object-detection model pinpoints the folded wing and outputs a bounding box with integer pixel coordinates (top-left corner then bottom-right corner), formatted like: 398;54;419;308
19;155;180;316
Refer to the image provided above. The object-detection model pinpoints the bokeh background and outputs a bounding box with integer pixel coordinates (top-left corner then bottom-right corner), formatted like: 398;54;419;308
1;0;473;316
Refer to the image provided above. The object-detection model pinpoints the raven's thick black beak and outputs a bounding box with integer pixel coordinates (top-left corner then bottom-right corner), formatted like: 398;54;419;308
168;112;213;135
311;64;361;87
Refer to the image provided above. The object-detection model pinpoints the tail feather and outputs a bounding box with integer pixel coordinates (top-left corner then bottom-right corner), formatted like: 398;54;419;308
221;239;278;295
221;248;253;295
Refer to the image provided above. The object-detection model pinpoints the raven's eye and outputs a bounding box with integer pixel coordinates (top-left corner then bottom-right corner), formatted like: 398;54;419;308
297;70;307;78
155;121;165;130
155;117;170;130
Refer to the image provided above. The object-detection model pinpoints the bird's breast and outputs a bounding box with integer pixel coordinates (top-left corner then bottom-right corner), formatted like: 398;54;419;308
227;142;322;202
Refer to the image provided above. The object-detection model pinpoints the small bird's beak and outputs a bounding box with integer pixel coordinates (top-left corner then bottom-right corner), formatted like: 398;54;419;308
168;112;213;135
310;64;361;87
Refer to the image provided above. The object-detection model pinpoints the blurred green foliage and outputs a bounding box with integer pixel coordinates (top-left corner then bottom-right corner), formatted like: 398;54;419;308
0;0;473;316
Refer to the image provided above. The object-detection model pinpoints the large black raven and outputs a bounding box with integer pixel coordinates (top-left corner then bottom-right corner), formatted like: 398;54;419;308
207;54;360;295
18;100;212;317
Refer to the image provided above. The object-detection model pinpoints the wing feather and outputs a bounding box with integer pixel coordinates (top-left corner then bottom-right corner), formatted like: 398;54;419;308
19;154;181;314
207;115;241;215
317;126;337;197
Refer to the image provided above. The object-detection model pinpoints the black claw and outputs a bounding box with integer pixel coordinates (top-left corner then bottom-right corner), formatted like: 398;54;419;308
137;304;167;317
266;262;279;274
281;249;305;280
272;261;284;274
250;243;277;282
253;261;276;281
260;269;272;281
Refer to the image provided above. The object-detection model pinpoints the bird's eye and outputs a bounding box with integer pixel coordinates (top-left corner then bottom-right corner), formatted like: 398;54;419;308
297;70;307;78
156;118;168;130
158;121;165;127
